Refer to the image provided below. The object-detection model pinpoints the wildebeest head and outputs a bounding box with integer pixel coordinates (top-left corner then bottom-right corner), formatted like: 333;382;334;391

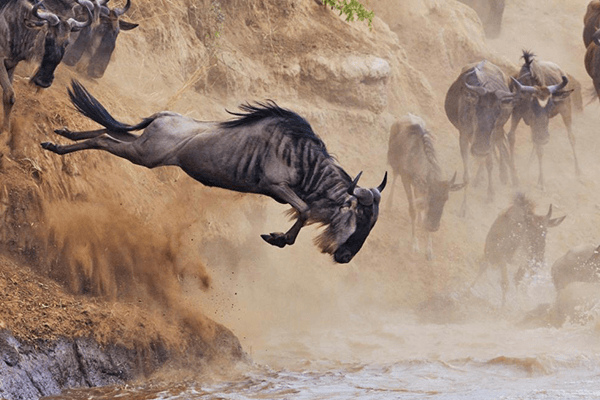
510;75;571;145
460;67;514;156
25;1;92;88
316;171;387;264
500;195;565;270
422;172;465;232
63;0;138;78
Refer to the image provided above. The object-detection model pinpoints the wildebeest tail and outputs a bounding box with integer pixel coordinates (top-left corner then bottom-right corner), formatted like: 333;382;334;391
68;80;154;133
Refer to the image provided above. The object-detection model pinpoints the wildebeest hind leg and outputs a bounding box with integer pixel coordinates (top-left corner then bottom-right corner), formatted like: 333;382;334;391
41;134;140;164
54;127;108;141
54;127;139;142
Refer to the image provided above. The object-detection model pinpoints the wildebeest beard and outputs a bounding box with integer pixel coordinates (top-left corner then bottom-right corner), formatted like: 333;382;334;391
310;198;377;263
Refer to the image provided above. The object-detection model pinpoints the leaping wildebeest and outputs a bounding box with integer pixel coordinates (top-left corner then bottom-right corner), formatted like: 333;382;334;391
41;80;387;264
61;0;138;79
473;193;565;306
387;114;464;260
445;60;515;216
0;0;92;133
507;51;581;190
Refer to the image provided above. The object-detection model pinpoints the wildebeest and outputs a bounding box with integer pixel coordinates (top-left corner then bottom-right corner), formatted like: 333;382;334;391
41;80;387;263
445;60;515;216
551;243;600;292
584;20;600;101
457;0;505;38
0;0;91;133
473;193;565;306
387;114;463;260
507;51;581;190
583;0;600;48
61;0;138;79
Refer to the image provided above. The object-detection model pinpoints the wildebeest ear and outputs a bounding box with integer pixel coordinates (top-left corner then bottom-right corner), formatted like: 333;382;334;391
119;20;139;30
548;215;566;227
552;89;573;101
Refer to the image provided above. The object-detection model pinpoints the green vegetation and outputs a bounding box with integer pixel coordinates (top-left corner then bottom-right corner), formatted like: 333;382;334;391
322;0;375;29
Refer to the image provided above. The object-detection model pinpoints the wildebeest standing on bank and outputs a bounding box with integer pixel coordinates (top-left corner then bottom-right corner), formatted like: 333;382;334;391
41;80;387;263
473;193;565;307
583;0;600;48
61;0;139;79
445;60;515;217
507;51;581;190
387;114;464;260
552;243;600;292
0;0;92;133
457;0;505;38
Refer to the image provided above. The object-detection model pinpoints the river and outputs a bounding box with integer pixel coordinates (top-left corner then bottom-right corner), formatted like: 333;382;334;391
45;292;600;399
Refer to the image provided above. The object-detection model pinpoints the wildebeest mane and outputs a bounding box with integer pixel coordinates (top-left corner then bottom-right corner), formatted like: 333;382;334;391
520;50;543;85
221;101;327;148
512;191;535;213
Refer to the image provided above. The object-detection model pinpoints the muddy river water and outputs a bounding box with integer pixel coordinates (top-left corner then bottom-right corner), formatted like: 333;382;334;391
47;286;600;399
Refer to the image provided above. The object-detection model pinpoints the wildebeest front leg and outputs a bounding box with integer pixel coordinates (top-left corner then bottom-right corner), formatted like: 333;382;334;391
535;143;545;190
459;134;470;218
485;154;494;203
561;113;581;176
0;62;15;134
261;184;309;248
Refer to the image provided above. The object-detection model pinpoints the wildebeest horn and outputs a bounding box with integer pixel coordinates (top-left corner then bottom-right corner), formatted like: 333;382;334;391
347;171;362;195
76;0;94;12
376;171;387;193
464;82;488;96
32;1;60;26
68;1;93;31
548;76;568;94
593;29;600;46
113;0;131;16
544;204;553;222
510;77;537;94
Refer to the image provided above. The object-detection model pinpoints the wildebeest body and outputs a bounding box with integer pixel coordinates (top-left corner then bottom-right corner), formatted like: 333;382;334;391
474;193;565;306
445;60;515;216
507;51;581;189
41;81;387;264
387;114;463;259
552;244;600;292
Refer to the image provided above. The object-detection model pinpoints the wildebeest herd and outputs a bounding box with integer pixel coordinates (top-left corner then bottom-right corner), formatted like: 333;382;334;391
1;0;600;309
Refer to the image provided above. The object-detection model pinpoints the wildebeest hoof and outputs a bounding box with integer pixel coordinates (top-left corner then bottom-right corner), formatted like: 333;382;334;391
54;127;72;138
261;233;288;248
40;142;59;153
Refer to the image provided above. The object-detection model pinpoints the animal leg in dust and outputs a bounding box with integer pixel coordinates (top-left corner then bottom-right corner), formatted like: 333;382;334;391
41;134;141;162
560;112;581;176
400;173;420;253
0;63;15;134
260;184;310;248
